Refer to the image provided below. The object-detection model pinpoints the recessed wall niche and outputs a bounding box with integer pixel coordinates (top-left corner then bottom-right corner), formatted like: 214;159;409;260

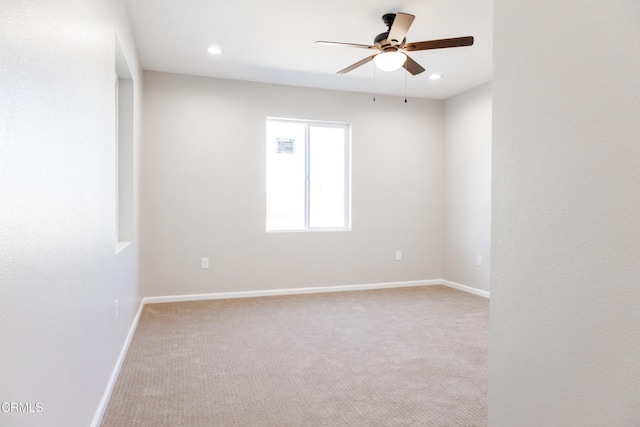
115;35;134;251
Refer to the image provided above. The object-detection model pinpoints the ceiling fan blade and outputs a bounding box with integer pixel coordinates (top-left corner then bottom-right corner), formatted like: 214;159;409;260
404;36;474;51
315;41;377;50
403;54;425;75
387;13;415;44
337;54;377;74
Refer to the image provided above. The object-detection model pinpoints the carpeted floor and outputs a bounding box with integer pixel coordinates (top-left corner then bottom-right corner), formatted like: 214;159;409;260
101;285;488;426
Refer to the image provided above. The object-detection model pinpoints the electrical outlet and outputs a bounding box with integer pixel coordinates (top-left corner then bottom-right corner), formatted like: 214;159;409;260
395;250;402;261
201;258;209;269
476;255;483;267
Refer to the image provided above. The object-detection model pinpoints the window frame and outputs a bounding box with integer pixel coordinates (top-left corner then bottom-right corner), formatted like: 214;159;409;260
266;117;352;233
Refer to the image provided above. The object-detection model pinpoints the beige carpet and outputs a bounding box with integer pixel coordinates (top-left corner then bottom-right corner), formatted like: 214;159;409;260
101;285;488;426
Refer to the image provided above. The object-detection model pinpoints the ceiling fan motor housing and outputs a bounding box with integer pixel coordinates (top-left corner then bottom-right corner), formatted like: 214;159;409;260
374;31;390;45
375;14;405;48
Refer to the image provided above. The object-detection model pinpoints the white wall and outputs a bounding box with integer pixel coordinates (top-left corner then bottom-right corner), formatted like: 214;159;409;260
0;1;142;426
491;1;640;426
141;71;443;296
443;83;492;292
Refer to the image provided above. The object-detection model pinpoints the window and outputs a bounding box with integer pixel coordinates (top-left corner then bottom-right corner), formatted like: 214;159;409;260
266;118;351;232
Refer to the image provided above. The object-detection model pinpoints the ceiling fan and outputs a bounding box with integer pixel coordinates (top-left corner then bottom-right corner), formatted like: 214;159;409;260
315;12;474;75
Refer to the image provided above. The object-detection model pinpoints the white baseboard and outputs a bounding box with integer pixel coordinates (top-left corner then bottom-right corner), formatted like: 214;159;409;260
91;301;145;427
440;280;490;298
143;280;442;305
143;279;489;305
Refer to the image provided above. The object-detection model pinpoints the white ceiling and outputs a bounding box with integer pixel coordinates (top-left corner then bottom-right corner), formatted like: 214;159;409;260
124;0;492;100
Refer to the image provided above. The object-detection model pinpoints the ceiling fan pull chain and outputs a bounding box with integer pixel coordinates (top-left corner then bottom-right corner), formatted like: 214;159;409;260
373;63;376;102
404;70;408;103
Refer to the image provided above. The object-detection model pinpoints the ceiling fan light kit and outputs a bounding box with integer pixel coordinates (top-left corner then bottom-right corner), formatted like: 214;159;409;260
316;12;474;76
373;51;406;71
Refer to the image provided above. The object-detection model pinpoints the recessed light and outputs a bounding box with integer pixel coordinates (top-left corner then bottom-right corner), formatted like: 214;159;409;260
428;73;442;80
207;46;222;55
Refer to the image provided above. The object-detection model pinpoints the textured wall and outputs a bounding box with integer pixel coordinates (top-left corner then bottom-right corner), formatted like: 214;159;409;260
443;83;492;291
140;71;444;296
491;1;640;425
0;1;142;426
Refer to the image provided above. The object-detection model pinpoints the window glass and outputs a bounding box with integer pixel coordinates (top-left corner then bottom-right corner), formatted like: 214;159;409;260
266;119;350;232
